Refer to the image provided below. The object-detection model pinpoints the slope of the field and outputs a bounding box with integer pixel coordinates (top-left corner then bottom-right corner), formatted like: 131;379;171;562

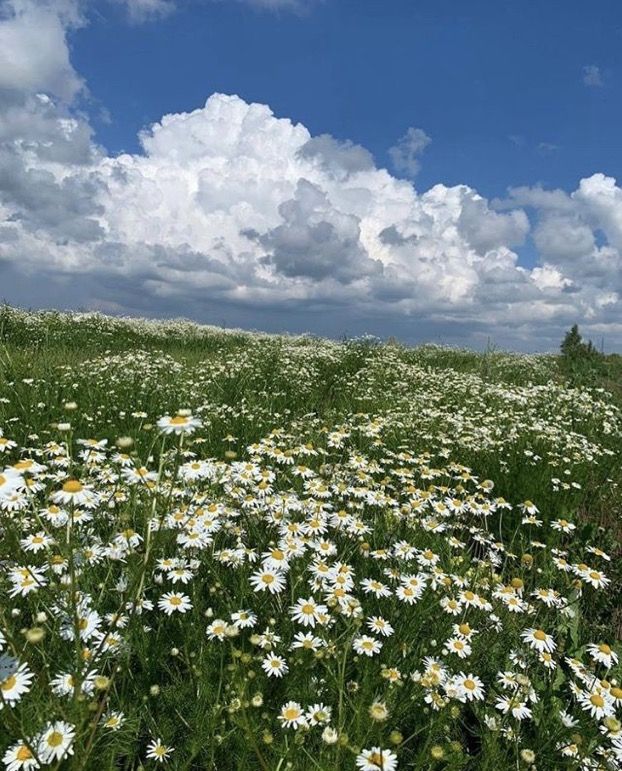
0;306;621;770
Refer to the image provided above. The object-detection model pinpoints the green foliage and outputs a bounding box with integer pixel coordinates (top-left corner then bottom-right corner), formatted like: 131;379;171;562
0;308;620;770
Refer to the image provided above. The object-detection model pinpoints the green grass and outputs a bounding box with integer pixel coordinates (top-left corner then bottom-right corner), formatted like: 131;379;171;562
0;306;621;771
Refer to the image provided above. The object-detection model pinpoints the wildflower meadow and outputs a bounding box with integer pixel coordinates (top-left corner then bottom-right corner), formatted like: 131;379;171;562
0;306;621;770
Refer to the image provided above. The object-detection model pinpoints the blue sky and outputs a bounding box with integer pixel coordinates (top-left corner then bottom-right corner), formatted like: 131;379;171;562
77;0;621;202
1;0;622;350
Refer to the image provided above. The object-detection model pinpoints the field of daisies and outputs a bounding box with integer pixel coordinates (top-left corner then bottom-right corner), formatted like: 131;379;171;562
0;307;621;771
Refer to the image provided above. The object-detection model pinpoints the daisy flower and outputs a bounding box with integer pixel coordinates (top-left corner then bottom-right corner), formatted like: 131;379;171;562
206;619;229;640
37;721;75;764
579;689;615;720
520;628;556;654
353;635;382;657
249;568;287;594
440;596;462;615
277;701;307;729
0;436;17;453
581;569;610;589
367;616;394;637
587;643;619;669
444;637;472;659
101;711;125;731
355;747;398;771
495;696;532;720
122;466;158;485
261;546;290;571
306;703;332;725
453;673;485;702
157;592;192;615
261;655;289;678
146;738;174;763
0;469;22;499
290;632;324;651
231;609;257;629
2;741;39;771
51;479;96;507
395;586;419;605
290;597;327;628
157;413;202;435
368;702;389;722
0;656;34;707
551;519;576;533
587;546;611;561
360;578;392;598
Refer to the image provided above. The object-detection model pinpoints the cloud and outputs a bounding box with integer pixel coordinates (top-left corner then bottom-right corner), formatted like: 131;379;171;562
230;0;323;11
297;134;374;180
537;142;559;154
582;64;603;88
0;0;84;101
112;0;325;23
2;89;622;349
388;127;431;177
254;179;382;283
0;5;621;350
113;0;176;22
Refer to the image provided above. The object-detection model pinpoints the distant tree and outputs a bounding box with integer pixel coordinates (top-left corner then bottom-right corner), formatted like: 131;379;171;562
560;324;602;363
560;324;584;358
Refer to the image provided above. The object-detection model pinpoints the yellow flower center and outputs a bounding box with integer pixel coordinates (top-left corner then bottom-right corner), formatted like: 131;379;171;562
464;679;476;690
62;480;83;493
283;707;300;721
590;694;605;708
170;596;182;606
170;416;189;425
459;624;470;636
533;630;547;641
1;674;17;691
301;603;314;615
464;591;475;601
262;574;274;584
47;731;64;747
599;644;612;655
16;747;32;761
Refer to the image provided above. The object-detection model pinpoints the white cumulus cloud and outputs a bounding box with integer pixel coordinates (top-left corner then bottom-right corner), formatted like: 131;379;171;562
0;3;622;349
389;127;431;177
0;0;84;101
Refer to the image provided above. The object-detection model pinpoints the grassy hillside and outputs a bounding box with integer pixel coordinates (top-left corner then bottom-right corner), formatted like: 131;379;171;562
0;307;621;770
